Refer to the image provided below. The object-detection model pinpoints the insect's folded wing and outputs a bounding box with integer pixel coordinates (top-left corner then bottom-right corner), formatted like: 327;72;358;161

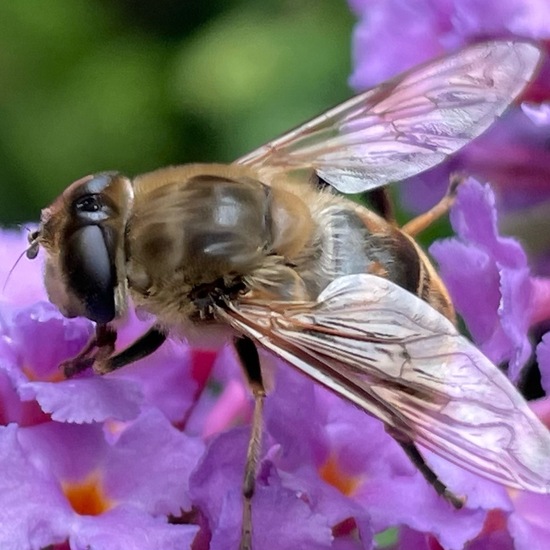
216;273;550;494
237;41;542;193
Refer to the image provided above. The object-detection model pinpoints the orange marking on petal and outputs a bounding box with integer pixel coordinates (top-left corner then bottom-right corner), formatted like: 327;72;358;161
22;365;64;383
319;455;361;496
62;474;112;516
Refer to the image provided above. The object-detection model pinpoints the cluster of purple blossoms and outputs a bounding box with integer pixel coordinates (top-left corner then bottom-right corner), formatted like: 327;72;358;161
347;0;550;547
2;2;550;550
349;0;550;275
3;179;550;550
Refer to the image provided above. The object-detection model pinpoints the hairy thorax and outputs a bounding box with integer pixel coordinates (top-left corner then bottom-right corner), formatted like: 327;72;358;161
123;164;453;331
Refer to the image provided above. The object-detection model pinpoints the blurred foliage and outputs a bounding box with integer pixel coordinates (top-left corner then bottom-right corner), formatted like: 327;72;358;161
0;0;354;224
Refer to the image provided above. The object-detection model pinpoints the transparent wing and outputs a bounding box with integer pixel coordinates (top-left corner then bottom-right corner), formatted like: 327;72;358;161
216;274;550;493
237;41;542;193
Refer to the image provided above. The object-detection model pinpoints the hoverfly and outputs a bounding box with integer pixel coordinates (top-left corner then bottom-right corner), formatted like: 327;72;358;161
27;40;550;549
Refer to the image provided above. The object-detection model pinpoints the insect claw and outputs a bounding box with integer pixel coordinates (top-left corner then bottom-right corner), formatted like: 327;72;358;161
448;172;467;197
61;356;93;378
444;489;467;510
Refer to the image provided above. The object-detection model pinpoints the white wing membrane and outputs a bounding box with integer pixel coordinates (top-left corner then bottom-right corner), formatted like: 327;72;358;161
237;41;542;193
216;274;550;493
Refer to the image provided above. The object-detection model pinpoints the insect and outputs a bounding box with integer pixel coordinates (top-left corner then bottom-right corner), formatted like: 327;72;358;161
27;40;550;549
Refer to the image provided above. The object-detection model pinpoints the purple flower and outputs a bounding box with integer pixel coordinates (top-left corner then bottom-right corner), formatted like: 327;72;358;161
190;428;361;550
190;361;519;550
189;367;376;550
0;300;145;425
507;490;550;549
0;410;202;549
349;0;550;89
538;334;550;394
412;175;550;549
4;184;550;550
348;0;550;261
184;345;250;438
0;231;212;548
426;177;550;549
107;308;205;426
430;178;550;381
6;4;550;534
522;102;550;127
0;285;207;428
397;463;550;550
397;520;516;550
399;108;550;214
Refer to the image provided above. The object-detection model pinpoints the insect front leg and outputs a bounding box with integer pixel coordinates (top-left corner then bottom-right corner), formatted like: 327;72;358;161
392;433;465;509
92;325;166;374
401;173;464;237
61;324;166;377
233;335;266;550
61;324;117;377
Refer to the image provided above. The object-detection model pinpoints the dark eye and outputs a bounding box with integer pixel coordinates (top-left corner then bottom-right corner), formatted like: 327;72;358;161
75;195;101;212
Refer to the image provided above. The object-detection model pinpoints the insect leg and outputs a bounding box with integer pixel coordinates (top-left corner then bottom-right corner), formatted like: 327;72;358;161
61;325;166;377
395;437;465;509
401;174;464;237
61;324;117;377
233;336;266;550
92;326;166;375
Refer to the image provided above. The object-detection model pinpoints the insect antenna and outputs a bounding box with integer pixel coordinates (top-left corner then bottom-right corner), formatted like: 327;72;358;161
2;227;41;294
2;247;30;294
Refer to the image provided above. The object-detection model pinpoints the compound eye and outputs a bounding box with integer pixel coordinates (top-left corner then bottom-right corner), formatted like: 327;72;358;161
64;225;115;323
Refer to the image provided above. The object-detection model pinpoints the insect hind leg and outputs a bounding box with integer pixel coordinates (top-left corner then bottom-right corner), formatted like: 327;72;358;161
396;437;465;509
401;173;464;237
233;336;266;550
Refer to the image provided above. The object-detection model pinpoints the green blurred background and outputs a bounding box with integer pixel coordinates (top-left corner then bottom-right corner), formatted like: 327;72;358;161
0;0;354;224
